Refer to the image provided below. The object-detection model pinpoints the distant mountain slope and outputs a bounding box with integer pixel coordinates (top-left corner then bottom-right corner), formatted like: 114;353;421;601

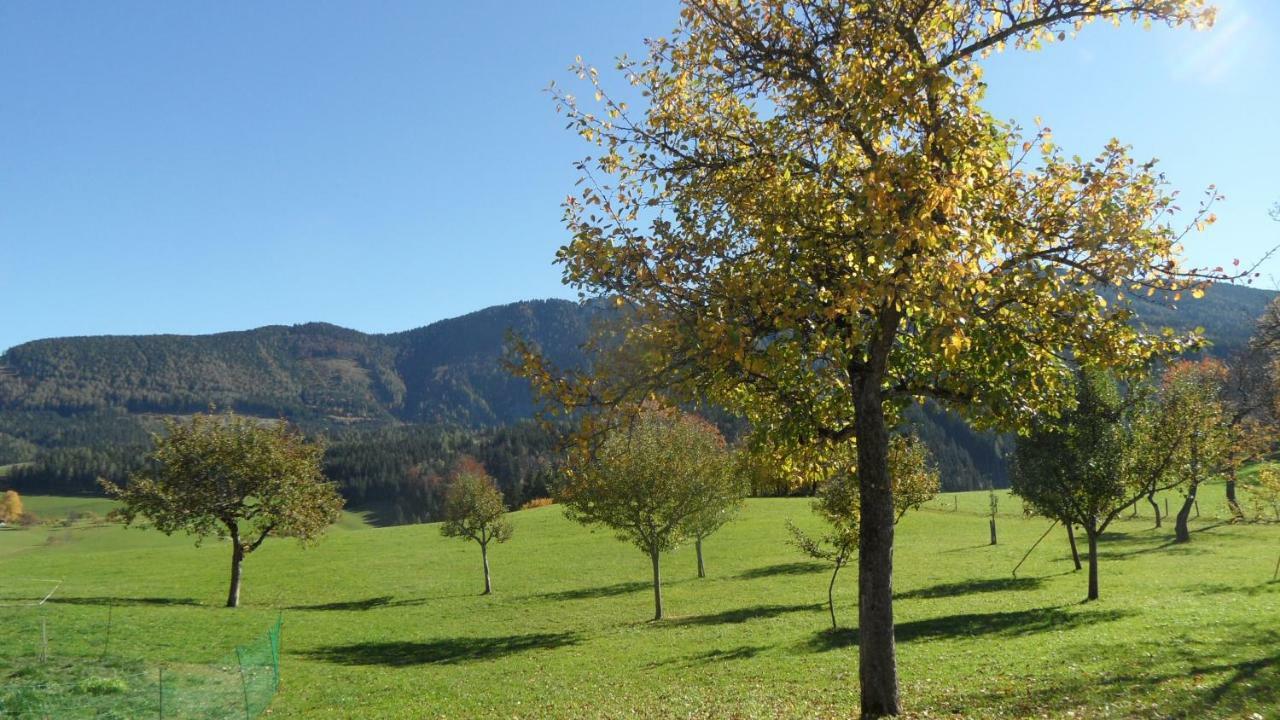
0;299;598;427
0;323;402;419
389;299;601;425
2;284;1271;423
0;284;1274;499
1126;281;1274;357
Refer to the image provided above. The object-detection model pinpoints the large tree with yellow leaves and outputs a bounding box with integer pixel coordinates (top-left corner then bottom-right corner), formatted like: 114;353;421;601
522;1;1240;715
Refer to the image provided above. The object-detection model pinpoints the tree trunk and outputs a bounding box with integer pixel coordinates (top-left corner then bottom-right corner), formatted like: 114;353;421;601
854;376;899;718
989;518;997;546
1085;525;1100;602
827;560;843;630
1227;467;1242;519
650;547;663;621
481;542;492;595
227;541;245;609
1066;523;1082;571
1147;491;1161;528
1174;481;1199;544
696;537;706;579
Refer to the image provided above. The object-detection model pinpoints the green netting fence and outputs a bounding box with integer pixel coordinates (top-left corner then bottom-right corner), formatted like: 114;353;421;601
0;601;283;720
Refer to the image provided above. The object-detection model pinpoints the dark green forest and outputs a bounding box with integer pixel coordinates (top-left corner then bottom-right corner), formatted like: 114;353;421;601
1;284;1273;523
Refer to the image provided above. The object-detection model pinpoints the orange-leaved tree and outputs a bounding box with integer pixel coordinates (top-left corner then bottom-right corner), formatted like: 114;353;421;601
440;456;514;595
0;489;22;524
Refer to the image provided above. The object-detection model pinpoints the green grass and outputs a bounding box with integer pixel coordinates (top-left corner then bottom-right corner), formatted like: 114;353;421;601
4;493;372;528
1;489;1277;719
17;495;119;521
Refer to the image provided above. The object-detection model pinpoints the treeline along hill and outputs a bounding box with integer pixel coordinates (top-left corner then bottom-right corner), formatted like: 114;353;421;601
0;285;1273;523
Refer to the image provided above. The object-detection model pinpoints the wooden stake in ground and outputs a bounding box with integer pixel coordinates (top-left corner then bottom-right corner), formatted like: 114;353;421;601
988;490;999;546
1013;521;1058;578
1066;524;1083;571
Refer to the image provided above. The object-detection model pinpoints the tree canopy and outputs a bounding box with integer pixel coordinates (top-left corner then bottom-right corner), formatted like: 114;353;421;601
557;405;738;619
440;457;515;595
1011;366;1220;599
1157;359;1229;543
103;411;344;607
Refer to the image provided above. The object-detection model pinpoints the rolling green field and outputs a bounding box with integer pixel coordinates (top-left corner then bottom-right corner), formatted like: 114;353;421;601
1;484;1277;719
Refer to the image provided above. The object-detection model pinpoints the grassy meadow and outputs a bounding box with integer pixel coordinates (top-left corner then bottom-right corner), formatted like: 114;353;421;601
1;484;1277;719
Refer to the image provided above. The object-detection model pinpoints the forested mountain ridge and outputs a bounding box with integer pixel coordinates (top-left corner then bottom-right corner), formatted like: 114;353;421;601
0;299;597;425
0;283;1274;513
3;284;1269;422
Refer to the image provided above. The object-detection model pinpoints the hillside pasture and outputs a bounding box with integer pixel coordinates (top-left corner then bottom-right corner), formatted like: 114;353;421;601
0;490;1276;719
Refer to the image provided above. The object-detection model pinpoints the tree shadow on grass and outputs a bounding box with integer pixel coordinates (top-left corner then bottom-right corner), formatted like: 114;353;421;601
1189;581;1280;597
47;596;201;607
1199;651;1280;709
537;581;650;602
940;543;1002;554
736;561;826;580
286;596;434;611
666;603;818;626
896;576;1043;600
305;632;583;667
969;634;1279;718
804;606;1131;652
647;644;769;669
807;627;859;651
896;607;1131;642
1096;522;1229;559
289;596;393;611
1097;539;1206;560
692;645;765;663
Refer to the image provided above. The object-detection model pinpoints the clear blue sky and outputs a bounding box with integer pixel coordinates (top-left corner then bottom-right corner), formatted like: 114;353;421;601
2;0;1277;352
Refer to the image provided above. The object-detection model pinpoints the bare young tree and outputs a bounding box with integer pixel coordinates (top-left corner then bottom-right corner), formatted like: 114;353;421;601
789;435;938;629
684;463;748;578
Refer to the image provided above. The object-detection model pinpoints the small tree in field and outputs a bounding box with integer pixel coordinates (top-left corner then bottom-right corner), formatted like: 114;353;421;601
0;490;22;524
1160;360;1230;543
1012;370;1125;601
102;412;344;608
789;435;938;629
1249;466;1280;523
440;457;513;595
1012;369;1199;600
889;437;943;523
558;405;736;620
788;474;858;630
686;457;749;578
1250;467;1280;581
1217;344;1278;518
